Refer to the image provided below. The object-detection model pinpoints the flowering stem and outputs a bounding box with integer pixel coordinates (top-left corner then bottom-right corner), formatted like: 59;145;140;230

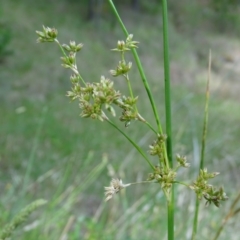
107;0;163;136
106;119;155;170
191;50;211;240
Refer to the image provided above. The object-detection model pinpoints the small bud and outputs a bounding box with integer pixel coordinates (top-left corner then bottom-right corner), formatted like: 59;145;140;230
126;34;133;42
109;69;117;77
60;56;69;64
48;28;58;38
76;43;83;52
62;44;71;51
70;74;79;83
69;40;76;48
68;52;75;64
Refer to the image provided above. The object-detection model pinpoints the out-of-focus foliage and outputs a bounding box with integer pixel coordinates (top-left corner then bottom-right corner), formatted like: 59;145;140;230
168;0;240;34
0;23;12;63
64;0;240;34
67;0;160;20
210;0;240;32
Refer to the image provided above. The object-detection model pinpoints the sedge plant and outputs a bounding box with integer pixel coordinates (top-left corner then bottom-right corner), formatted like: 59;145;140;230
36;1;228;239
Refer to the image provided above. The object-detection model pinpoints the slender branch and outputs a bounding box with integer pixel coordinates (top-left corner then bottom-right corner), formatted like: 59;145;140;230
106;119;155;170
173;181;190;188
145;121;158;134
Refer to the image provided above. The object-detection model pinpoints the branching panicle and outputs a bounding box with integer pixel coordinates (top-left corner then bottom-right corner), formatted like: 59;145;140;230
36;27;145;126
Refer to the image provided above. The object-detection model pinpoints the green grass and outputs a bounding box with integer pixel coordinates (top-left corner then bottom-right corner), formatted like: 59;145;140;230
1;0;240;239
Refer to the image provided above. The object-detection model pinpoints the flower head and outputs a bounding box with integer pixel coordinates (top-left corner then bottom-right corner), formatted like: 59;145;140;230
36;26;58;43
104;178;130;201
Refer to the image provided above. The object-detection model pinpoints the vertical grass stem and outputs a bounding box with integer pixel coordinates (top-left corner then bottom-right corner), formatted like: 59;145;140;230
162;0;174;239
191;50;211;240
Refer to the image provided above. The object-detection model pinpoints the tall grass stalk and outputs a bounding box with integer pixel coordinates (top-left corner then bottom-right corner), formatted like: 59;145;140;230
191;50;212;240
161;0;174;239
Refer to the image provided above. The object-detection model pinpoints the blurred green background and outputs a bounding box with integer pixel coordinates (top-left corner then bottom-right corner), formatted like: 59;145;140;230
0;0;240;239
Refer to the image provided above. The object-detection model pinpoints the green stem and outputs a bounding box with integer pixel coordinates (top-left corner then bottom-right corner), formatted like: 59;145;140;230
191;50;211;240
162;0;172;168
162;0;174;239
129;180;156;186
55;39;68;58
107;0;163;136
107;119;155;170
167;200;174;240
124;74;138;113
173;181;190;188
145;121;158;134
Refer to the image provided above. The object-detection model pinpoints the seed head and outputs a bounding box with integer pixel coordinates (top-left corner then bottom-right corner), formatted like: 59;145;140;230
104;178;130;201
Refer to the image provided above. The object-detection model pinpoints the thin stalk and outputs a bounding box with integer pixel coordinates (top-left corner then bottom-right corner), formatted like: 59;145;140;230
107;119;155;170
191;50;212;240
167;200;174;240
162;0;174;239
162;0;172;168
173;181;190;188
107;0;163;136
145;121;158;134
124;74;138;113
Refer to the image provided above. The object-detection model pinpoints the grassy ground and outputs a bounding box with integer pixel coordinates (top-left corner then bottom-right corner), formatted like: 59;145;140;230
1;0;240;239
